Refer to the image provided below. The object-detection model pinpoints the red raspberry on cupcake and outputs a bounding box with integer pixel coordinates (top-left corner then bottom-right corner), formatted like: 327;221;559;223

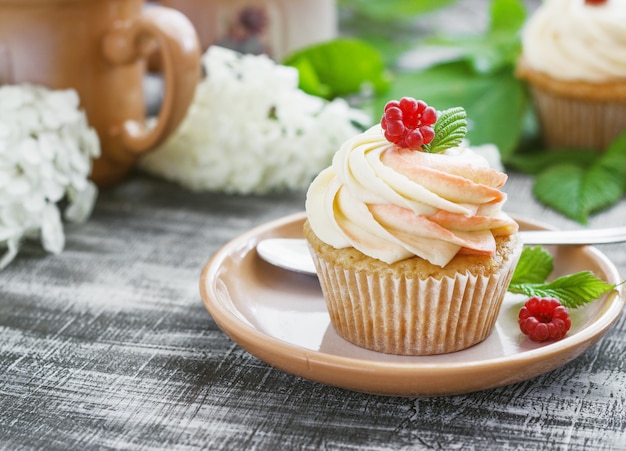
381;97;437;149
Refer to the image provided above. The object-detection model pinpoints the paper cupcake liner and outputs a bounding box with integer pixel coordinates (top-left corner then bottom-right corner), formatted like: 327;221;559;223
311;246;521;356
529;85;626;151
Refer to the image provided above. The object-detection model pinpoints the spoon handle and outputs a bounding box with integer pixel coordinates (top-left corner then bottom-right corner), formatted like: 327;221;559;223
256;238;317;275
256;227;626;276
520;227;626;245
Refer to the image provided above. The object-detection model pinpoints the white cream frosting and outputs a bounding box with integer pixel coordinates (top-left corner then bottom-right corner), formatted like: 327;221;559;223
522;0;626;82
305;125;518;268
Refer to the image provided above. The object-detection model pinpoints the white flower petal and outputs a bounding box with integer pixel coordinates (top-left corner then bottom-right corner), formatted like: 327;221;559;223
41;203;64;254
5;176;31;196
19;137;43;165
65;181;98;223
0;238;20;270
22;194;46;213
139;46;372;194
0;84;99;269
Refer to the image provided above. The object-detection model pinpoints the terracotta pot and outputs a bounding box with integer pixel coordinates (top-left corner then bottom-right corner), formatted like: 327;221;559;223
0;0;201;187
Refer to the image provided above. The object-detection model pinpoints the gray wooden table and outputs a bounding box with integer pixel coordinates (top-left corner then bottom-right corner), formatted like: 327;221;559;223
1;170;625;450
3;0;626;448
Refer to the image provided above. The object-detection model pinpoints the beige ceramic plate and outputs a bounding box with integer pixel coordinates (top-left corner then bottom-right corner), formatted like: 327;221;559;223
200;212;624;397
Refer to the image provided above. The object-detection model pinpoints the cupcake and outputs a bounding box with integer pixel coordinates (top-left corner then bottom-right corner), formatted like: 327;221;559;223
516;0;626;151
304;97;521;356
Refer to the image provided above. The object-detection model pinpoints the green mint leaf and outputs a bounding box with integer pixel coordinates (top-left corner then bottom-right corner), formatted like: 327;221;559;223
508;272;615;309
507;148;598;175
339;1;460;65
339;0;460;22
581;163;625;218
597;130;626;190
424;0;526;74
283;38;391;99
489;0;527;34
530;131;626;223
473;0;527;73
508;246;618;309
533;164;586;223
510;246;553;285
533;162;624;224
286;57;331;99
423;107;467;153
376;61;528;160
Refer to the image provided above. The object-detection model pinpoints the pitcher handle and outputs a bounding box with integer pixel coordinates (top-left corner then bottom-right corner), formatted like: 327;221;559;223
102;6;200;154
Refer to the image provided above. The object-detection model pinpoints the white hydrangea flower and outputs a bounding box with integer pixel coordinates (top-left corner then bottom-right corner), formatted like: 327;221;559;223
0;84;100;269
139;46;371;194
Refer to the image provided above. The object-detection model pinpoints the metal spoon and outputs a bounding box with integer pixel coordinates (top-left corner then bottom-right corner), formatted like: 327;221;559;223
256;227;626;276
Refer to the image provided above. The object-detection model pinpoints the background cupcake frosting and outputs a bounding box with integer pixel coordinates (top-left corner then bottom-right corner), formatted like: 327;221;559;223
522;0;626;82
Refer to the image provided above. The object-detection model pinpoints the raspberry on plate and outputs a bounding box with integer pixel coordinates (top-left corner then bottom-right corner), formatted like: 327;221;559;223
518;297;572;342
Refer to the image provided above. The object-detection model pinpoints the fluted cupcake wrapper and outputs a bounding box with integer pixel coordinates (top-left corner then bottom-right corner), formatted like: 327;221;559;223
312;249;521;356
530;85;626;151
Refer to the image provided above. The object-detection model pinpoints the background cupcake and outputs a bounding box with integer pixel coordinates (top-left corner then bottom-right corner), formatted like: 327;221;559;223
516;0;626;151
304;98;521;355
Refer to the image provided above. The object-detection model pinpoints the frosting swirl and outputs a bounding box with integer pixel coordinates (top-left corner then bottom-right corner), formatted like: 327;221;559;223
305;125;518;267
522;0;626;82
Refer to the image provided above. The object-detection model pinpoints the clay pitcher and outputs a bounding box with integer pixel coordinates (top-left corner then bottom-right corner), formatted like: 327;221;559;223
0;0;201;187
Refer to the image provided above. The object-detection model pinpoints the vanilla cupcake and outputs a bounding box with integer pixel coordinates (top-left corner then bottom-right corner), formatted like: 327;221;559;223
516;0;626;151
304;98;521;356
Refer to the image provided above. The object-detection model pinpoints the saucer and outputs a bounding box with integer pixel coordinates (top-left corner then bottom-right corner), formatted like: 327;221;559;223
199;213;624;396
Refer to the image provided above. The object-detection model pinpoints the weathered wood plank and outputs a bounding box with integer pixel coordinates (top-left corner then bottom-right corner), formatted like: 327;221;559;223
1;172;625;450
2;2;626;449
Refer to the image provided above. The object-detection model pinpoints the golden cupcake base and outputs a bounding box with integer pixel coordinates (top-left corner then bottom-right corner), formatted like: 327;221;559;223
516;60;626;151
304;220;522;356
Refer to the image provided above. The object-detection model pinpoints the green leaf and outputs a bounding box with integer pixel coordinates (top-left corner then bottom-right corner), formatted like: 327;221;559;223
508;247;617;309
424;107;467;153
425;0;526;74
533;162;624;224
582;163;625;217
510;247;553;286
283;38;391;99
351;34;419;67
286;57;331;99
597;130;626;190
489;0;527;33
533;164;585;223
507;148;599;175
527;132;626;222
509;272;615;309
338;0;460;22
376;61;527;159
